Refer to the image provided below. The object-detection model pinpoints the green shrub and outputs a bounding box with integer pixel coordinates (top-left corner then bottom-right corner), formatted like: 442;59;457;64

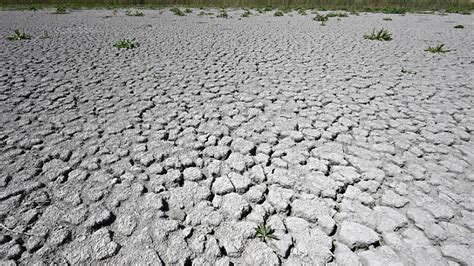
241;9;251;17
170;7;185;16
7;29;31;41
125;10;144;16
184;8;192;13
53;6;67;14
274;10;284;16
217;9;228;18
255;224;278;243
425;44;449;53
114;38;139;49
313;13;328;22
364;28;392;41
454;24;464;29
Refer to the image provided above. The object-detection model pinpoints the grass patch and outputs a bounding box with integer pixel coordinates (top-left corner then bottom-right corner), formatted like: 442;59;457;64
184;7;192;13
401;68;416;74
297;8;306;15
216;9;228;17
7;29;31;41
255;223;278;243
53;6;67;14
313;13;328;22
241;9;251;17
125;10;144;16
274;10;284;16
364;28;392;41
325;11;348;17
454;24;464;28
425;43;449;53
114;38;139;49
170;7;185;16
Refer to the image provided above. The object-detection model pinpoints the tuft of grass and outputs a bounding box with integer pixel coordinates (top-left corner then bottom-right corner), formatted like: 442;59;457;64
274;10;284;16
425;43;449;53
114;38;139;49
255;223;278;243
170;7;185;16
241;9;251;17
184;8;192;13
125;10;144;16
364;28;392;41
401;68;416;74
297;8;307;15
454;24;464;29
40;30;49;39
313;13;328;22
383;16;392;20
326;12;348;17
53;6;67;14
7;29;31;41
216;9;228;18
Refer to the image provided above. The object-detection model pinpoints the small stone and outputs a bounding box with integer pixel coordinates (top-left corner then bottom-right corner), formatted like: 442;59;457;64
338;221;379;249
49;229;71;246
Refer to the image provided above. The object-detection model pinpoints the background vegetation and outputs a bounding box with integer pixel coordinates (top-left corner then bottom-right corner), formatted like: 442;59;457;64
0;0;472;12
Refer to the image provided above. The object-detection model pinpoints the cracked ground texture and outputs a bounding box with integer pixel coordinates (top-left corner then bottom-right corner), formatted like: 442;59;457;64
0;8;473;265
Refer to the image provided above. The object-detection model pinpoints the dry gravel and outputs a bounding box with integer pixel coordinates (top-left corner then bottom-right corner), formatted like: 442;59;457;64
0;9;473;265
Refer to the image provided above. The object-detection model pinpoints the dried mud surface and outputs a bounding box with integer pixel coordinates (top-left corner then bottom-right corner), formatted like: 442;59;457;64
0;9;473;265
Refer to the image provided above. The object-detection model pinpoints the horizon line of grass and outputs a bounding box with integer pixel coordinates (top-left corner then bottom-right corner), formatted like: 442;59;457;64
0;0;472;13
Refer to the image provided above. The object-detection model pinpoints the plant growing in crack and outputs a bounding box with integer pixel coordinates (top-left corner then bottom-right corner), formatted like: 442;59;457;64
364;28;392;41
170;7;185;16
425;43;449;53
7;29;31;41
125;10;144;16
53;6;67;14
114;38;139;49
255;223;278;243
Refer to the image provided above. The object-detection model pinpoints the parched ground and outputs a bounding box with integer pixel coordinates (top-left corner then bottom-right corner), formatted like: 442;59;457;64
0;8;473;265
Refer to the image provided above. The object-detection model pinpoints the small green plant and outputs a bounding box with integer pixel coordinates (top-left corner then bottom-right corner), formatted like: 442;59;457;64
313;13;328;22
425;44;449;53
170;7;185;16
40;30;49;39
217;9;228;18
114;38;139;49
263;6;273;12
326;12;348;17
274;11;284;17
54;6;67;14
364;28;392;41
125;10;144;16
383;17;392;21
401;68;416;74
255;223;278;243
184;8;192;13
454;24;464;29
7;29;31;41
297;8;307;15
241;9;251;17
29;6;38;11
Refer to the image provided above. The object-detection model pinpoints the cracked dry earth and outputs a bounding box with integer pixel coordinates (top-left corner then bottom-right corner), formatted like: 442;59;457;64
0;9;473;265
